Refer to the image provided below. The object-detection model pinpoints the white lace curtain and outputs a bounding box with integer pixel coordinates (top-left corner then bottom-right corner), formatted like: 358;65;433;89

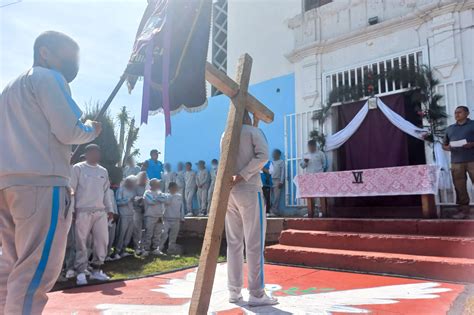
324;98;451;189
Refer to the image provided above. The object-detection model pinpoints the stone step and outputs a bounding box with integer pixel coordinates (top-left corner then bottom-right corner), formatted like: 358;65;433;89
285;219;474;237
265;244;474;283
279;229;474;258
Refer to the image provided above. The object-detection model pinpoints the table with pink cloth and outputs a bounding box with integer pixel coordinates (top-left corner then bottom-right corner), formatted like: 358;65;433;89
294;164;440;218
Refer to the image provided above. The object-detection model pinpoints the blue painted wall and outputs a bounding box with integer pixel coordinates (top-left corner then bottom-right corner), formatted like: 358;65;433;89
165;73;295;214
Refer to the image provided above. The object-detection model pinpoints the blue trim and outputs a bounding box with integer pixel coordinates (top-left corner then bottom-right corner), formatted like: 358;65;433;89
23;187;60;315
257;191;265;289
50;71;83;120
77;121;94;133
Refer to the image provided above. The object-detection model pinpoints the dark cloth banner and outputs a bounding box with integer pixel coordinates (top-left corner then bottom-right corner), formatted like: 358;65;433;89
126;0;212;135
337;93;423;209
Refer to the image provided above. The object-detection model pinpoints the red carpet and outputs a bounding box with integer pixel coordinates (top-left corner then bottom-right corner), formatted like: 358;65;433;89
266;219;474;283
45;263;464;314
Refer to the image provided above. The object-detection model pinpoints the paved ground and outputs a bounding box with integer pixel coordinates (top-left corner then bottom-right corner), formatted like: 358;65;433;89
45;263;466;314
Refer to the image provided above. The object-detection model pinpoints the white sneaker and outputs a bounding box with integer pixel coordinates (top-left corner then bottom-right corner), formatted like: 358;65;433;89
141;251;150;257
152;249;165;256
185;212;193;217
121;252;132;257
65;269;76;279
248;293;278;307
76;273;88;286
229;292;243;303
90;270;110;281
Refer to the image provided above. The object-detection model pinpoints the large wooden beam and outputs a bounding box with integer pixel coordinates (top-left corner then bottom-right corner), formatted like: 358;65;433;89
205;62;274;124
189;54;253;315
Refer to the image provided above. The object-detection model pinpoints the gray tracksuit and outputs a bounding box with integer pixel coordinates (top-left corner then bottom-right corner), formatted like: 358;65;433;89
107;189;118;254
184;170;197;213
162;171;177;193
207;166;218;212
0;67;97;315
143;190;170;251
224;124;269;298
270;159;285;213
132;185;147;250
176;170;185;192
70;162;111;273
160;193;185;252
196;169;210;213
115;186;136;254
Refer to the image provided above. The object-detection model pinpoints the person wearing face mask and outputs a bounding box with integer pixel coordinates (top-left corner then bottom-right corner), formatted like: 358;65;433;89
0;31;102;314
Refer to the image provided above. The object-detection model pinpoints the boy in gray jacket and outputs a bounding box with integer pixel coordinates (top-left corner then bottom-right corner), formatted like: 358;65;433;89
196;160;210;216
132;172;148;255
115;176;137;258
70;144;113;285
0;31;101;314
142;179;170;256
160;182;185;254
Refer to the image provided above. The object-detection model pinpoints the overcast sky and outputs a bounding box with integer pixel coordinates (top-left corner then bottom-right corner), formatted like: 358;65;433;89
0;0;166;161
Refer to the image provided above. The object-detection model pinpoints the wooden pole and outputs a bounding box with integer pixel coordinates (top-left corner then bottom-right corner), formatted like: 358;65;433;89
189;54;253;315
70;74;126;163
421;194;437;218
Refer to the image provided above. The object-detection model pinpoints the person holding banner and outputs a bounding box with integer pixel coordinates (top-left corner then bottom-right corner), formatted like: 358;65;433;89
0;31;101;314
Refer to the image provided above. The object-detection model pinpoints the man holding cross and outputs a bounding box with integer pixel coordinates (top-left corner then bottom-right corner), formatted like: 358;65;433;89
225;111;278;306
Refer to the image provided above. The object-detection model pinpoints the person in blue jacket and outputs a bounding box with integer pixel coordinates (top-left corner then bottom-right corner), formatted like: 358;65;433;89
141;149;163;180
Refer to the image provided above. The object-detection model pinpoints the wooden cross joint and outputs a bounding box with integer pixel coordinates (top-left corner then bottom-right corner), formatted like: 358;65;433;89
189;54;274;314
205;54;274;124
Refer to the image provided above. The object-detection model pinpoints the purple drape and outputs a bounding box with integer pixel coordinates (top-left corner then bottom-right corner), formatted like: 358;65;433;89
336;93;421;210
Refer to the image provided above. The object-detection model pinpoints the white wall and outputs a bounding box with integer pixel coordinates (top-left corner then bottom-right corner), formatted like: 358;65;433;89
226;0;300;84
287;0;474;117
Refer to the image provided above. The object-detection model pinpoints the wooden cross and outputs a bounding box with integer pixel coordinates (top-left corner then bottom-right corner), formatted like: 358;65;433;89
189;53;274;314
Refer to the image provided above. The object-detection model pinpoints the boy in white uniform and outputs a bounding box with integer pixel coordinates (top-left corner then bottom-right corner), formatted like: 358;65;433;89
0;31;101;315
270;149;285;216
123;156;140;178
207;159;218;213
176;162;186;198
300;139;326;174
196;160;210;216
115;176;137;258
132;172;148;255
225;112;278;306
162;163;177;193
184;162;197;216
300;140;327;217
143;179;169;256
71;144;113;285
160;182;185;254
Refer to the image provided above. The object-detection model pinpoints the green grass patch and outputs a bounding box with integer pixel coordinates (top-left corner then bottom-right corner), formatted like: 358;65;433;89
103;254;205;280
53;251;226;291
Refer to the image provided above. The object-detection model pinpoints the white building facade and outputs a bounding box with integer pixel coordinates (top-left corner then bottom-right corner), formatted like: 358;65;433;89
284;0;474;207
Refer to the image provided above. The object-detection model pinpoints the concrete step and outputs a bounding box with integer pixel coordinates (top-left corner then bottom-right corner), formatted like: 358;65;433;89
265;244;474;283
279;229;474;259
285;219;474;237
